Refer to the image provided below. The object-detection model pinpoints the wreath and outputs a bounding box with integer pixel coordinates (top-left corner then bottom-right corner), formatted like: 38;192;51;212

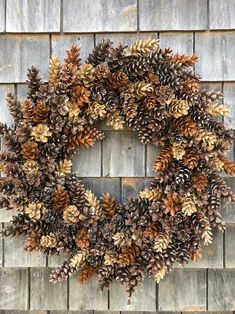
0;39;234;297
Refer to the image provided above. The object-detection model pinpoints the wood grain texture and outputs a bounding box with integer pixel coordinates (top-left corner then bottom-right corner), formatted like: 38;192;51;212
30;268;67;310
69;276;108;310
0;35;50;83
102;131;145;177
47;255;68;267
195;32;235;81
52;34;94;63
0;224;3;267
208;269;235;310
210;0;235;30
139;0;207;31
0;268;29;310
72;142;101;177
225;225;235;268
96;32;158;46
0;84;14;124
0;311;47;314
224;83;235;162
51;311;92;314
63;0;137;33
109;276;156;311
0;0;5;32
158;269;206;311
146;144;160;177
4;234;46;267
6;0;61;32
159;32;193;54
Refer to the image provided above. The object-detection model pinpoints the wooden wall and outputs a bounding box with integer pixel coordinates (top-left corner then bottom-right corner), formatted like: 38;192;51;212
0;0;235;312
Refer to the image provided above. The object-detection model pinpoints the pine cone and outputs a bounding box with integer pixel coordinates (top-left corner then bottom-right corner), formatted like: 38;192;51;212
108;71;129;89
192;174;208;192
126;38;159;56
95;64;110;81
53;187;70;211
181;194;197;216
16;121;32;142
106;109;125;130
68;134;95;149
49;53;61;87
70;251;87;268
153;145;172;172
183;147;200;169
31;124;52;143
77;64;95;87
78;265;97;284
154;233;171;252
6;92;22;122
21;99;34;121
40;233;57;248
26;66;42;101
162;193;182;216
132;81;153;99
175;116;197;137
101;193;117;217
21;140;39;160
71;85;90;106
65;44;81;67
49;260;77;283
170;53;199;66
168;99;190;118
24;202;45;220
87;39;111;66
33;101;49;123
76;229;90;249
24;235;40;251
63;205;80;223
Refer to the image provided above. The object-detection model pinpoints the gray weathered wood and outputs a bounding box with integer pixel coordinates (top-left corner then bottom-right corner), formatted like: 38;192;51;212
184;229;223;268
195;32;235;81
72;142;101;177
69;276;108;310
47;254;68;267
63;0;137;33
210;0;235;30
121;177;152;201
6;0;60;33
109;276;156;311
51;311;92;314
52;34;94;63
0;84;14;124
208;269;235;311
139;0;207;31
0;224;3;267
159;32;193;54
0;311;47;314
16;83;28;99
0;0;5;32
225;225;235;268
221;177;235;223
4;233;46;267
82;177;121;200
96;32;158;47
0;268;29;310
0;35;50;83
30;268;67;310
158;269;206;311
146;144;160;177
102;131;145;177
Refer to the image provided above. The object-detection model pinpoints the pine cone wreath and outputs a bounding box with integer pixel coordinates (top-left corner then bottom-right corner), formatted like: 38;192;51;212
0;39;234;298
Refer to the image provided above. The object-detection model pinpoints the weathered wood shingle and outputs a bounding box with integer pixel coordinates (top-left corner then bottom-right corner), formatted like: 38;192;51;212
209;0;235;30
159;32;193;54
208;269;235;310
6;0;61;33
158;269;207;311
0;268;29;310
30;268;67;310
225;226;235;268
0;35;50;83
0;0;5;32
195;32;235;81
63;0;137;33
139;0;207;31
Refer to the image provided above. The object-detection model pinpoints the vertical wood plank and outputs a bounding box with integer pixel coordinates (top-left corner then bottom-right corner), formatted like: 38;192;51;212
225;225;235;268
209;0;235;30
146;144;160;177
0;268;29;310
159;32;193;54
208;269;235;311
102;131;145;177
72;142;101;177
0;224;3;267
30;268;67;310
109;276;156;311
158;269;207;311
221;177;235;223
69;276;108;310
0;0;5;32
51;311;92;314
224;82;235;162
4;234;46;267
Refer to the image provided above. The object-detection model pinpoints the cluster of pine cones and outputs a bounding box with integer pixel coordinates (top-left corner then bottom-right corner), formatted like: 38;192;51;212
0;39;235;297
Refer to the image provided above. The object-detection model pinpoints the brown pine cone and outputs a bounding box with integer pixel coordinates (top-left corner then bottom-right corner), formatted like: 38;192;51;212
40;233;57;248
71;85;90;106
21;140;39;160
108;71;129;89
191;174;208;192
21;99;34;121
53;187;70;211
78;265;97;284
143;95;157;110
76;229;90;249
24;235;40;251
63;205;80;223
24;202;45;220
33;101;49;123
95;64;110;82
16;122;32;142
175;116;197;137
183;79;200;94
153;145;172;172
77;64;95;87
101;193;117;217
154;233;171;252
162;193;182;216
68;134;95;149
183;147;200;169
6;92;22;122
